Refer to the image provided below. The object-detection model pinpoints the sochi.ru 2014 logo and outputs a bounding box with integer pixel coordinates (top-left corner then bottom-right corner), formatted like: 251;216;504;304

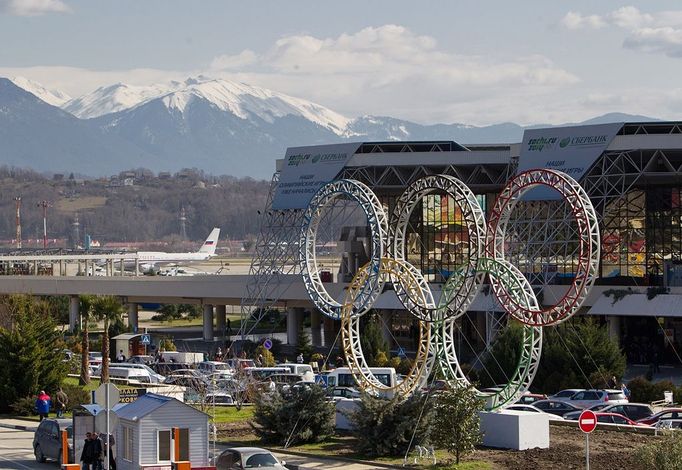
559;137;571;148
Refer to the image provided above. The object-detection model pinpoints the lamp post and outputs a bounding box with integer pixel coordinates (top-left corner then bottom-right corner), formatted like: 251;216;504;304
36;200;52;249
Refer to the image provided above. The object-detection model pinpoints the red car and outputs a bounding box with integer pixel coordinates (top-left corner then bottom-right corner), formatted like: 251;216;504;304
595;412;649;426
637;408;682;426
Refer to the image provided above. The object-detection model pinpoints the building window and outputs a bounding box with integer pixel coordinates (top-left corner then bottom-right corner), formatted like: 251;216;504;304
122;426;133;461
178;428;190;461
158;430;171;462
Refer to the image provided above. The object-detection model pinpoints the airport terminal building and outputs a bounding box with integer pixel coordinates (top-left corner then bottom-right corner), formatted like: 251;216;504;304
246;121;682;366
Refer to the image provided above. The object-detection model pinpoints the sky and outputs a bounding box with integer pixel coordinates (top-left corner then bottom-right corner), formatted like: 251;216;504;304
2;0;682;126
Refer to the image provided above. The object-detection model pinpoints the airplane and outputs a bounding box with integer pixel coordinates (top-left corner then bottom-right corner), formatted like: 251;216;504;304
121;228;221;272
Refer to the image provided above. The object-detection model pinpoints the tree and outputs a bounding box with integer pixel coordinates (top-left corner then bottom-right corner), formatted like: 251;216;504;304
296;323;313;362
254;345;275;366
78;295;95;385
92;296;124;383
533;317;626;393
251;385;335;446
431;384;484;464
0;295;68;413
359;313;389;366
348;393;432;457
479;321;525;388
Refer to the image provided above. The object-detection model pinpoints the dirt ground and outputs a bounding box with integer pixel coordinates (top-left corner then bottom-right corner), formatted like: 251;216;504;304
475;424;655;470
218;420;658;469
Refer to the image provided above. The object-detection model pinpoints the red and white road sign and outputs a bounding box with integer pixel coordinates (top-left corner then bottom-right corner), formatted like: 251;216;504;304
579;409;597;433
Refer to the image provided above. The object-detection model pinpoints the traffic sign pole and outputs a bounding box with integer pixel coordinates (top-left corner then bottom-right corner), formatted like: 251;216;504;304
105;385;110;470
578;409;597;470
585;433;589;470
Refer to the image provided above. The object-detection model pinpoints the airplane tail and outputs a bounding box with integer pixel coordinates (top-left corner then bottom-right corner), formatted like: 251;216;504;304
198;228;220;255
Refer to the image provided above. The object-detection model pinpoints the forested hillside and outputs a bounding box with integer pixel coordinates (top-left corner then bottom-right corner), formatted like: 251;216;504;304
0;167;270;244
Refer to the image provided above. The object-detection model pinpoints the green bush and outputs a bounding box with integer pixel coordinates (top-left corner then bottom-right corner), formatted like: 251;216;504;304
636;432;682;469
251;384;335;446
62;384;91;411
10;396;36;416
347;393;432;457
628;376;678;404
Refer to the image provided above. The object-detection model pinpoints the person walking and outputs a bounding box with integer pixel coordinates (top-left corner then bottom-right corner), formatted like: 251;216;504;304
80;432;96;470
296;353;304;364
55;387;68;418
116;350;126;362
92;432;104;470
35;390;51;421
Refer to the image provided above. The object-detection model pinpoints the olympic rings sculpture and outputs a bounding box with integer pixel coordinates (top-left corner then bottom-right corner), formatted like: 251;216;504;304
299;169;600;409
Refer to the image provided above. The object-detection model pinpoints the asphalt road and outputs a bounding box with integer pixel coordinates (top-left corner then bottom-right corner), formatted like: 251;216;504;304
0;427;55;470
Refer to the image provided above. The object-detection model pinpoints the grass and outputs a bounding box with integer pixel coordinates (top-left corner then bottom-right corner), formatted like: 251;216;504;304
204;405;255;423
56;196;107;213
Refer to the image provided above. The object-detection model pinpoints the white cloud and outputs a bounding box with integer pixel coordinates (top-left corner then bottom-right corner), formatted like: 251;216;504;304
563;6;682;58
0;0;70;16
561;12;606;30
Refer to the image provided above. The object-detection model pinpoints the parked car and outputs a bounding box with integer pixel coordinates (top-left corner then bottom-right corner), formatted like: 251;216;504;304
560;389;628;409
205;391;235;406
329;387;362;399
216;447;286;470
637;408;682;426
516;393;548;405
96;362;165;383
532;399;583;417
655;419;682;430
506;404;565;421
33;418;74;466
564;403;653;422
549;389;585;400
127;355;154;365
594;412;648;426
154;362;193;375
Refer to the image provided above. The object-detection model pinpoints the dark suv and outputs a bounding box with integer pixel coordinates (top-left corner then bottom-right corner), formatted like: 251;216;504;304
33;418;73;466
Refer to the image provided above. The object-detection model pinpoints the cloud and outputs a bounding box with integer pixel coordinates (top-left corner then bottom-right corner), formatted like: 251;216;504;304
562;6;682;58
561;12;606;30
0;0;70;16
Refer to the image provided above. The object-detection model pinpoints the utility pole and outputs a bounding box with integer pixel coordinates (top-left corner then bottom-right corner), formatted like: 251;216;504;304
36;200;52;249
13;196;21;249
179;206;187;240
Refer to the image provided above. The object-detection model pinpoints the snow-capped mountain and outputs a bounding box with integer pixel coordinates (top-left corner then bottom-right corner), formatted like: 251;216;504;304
66;76;350;135
64;82;179;119
2;75;660;178
9;77;71;107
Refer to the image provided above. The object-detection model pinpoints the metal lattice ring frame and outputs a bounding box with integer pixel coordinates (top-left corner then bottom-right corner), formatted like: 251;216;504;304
486;169;600;326
341;258;434;396
389;174;487;322
299;179;388;320
435;257;542;409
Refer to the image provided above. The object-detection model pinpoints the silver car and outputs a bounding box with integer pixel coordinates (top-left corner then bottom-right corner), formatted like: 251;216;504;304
216;447;287;470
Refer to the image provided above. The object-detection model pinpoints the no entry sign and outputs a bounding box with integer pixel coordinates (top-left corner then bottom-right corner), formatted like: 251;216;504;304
579;409;597;433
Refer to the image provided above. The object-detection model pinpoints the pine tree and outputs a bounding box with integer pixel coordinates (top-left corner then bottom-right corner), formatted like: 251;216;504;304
360;313;389;366
296;323;313;361
0;295;68;413
431;384;484;464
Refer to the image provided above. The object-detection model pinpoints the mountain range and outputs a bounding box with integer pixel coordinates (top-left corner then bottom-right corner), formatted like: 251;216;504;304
1;75;659;178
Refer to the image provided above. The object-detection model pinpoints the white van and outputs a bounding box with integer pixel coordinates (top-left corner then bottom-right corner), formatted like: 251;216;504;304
279;363;315;382
197;361;233;375
244;367;290;381
325;367;398;398
103;363;165;383
109;366;153;384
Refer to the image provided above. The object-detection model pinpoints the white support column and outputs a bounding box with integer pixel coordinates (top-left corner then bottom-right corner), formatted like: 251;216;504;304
203;304;214;341
608;315;621;347
310;309;322;347
287;307;304;345
127;303;139;333
380;310;393;349
215;305;227;339
69;295;79;332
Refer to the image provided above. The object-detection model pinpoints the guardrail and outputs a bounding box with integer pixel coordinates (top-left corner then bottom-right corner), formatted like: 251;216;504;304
0;253;141;276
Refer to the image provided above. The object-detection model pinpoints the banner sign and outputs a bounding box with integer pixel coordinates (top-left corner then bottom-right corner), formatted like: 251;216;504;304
517;123;622;199
272;142;361;210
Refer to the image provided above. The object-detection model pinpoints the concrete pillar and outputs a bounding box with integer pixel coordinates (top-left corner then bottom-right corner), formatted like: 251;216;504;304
287;307;304;345
69;295;79;332
323;316;338;348
310;309;322;347
215;305;227;339
608;315;621;347
127;303;139;333
203;304;214;341
380;310;393;349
